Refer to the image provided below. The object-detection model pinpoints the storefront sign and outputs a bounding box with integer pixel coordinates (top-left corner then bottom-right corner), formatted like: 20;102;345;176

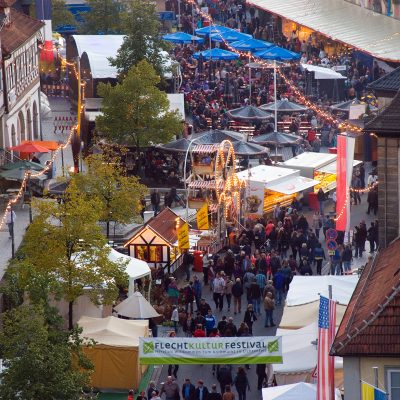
196;202;209;230
178;222;190;249
139;337;283;365
244;180;264;217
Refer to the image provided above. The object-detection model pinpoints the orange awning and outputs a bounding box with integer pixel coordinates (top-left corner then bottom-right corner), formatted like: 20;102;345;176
22;140;60;151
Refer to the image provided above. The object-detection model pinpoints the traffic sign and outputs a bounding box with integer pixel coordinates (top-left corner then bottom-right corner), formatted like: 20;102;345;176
326;228;338;241
326;239;338;251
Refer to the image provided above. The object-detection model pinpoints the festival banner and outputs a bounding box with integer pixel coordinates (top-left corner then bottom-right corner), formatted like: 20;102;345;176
244;180;265;218
139;336;283;365
178;222;190;249
196;202;209;230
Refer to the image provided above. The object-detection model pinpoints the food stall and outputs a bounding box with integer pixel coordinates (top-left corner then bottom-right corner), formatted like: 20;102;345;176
237;165;319;215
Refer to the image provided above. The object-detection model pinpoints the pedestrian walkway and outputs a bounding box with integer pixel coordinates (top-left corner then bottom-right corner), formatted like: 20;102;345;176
0;97;76;278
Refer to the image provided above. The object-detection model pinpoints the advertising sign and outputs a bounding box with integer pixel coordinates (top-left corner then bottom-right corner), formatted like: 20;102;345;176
244;180;264;218
196;202;209;230
178;222;190;249
139;336;283;365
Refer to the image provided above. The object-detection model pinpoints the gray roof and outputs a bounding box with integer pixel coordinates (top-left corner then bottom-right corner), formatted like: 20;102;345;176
368;67;400;93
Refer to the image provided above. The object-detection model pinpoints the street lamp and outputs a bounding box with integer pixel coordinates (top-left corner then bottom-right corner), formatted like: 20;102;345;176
183;138;197;222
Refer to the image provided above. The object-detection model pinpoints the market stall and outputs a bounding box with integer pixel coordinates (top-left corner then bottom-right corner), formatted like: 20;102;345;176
78;316;149;391
262;382;342;400
237;165;319;215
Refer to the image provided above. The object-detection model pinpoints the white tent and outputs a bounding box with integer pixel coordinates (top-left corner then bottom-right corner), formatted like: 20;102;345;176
280;276;358;329
262;382;342;400
286;276;358;306
114;292;160;319
274;323;343;385
107;248;152;296
301;64;346;80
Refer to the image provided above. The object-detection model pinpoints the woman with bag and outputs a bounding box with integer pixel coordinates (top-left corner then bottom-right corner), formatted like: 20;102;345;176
243;304;257;334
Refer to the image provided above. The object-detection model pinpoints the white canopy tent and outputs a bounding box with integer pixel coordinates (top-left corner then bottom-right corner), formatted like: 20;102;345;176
301;64;346;80
280;276;358;329
114;292;160;319
262;382;342;400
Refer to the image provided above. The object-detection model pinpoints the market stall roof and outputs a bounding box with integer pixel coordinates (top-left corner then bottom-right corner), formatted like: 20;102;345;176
1;160;43;171
237;165;299;184
158;138;192;153
226;105;272;121
317;159;362;175
114;292;160;319
108;247;151;281
301;64;346;80
251;131;300;146
282;152;337;169
72;35;124;79
248;0;400;62
77;316;148;347
286;276;359;306
266;175;319;195
192;129;244;144
230;141;269;156
259;100;308;113
188;180;224;190
330;99;377;112
262;382;342;400
192;144;219;153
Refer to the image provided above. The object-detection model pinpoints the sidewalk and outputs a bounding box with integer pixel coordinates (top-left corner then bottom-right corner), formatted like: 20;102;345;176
0;97;76;278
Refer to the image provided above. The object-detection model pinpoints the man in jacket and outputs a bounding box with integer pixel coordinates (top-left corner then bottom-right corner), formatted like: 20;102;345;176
182;378;196;400
194;380;209;400
263;292;275;327
150;189;161;216
161;376;180;400
217;365;233;394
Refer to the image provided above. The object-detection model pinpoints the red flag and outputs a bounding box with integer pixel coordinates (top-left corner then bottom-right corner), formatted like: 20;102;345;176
317;296;337;400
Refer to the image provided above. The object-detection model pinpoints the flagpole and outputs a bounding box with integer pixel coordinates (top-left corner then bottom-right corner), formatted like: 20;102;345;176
274;59;277;132
248;53;251;105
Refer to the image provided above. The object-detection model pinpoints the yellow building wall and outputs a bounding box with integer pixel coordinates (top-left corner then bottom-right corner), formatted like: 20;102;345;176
360;357;400;391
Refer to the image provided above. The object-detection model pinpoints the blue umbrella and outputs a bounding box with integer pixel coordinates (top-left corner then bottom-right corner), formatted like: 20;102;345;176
230;38;273;52
162;32;204;44
193;48;239;60
210;30;252;43
253;46;300;61
195;24;231;36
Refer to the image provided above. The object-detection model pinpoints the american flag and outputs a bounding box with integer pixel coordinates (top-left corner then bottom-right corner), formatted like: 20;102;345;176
317;296;337;400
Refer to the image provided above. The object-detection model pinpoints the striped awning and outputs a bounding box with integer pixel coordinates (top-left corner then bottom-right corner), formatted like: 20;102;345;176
188;180;224;189
209;203;219;213
192;144;219;153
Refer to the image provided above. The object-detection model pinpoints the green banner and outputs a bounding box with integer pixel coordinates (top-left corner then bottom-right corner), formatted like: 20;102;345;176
139;337;283;365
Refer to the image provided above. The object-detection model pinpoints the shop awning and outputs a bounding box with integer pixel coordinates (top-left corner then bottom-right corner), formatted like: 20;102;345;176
301;64;346;80
266;176;320;195
192;144;219;153
188;180;224;189
317;159;362;175
248;0;400;62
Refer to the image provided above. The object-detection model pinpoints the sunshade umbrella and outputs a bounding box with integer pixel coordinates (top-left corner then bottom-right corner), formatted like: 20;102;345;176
231;141;268;156
227;105;272;121
230;38;272;52
162;32;204;44
9;141;50;153
114;292;160;319
158;137;193;153
253;46;301;62
330;99;377;112
210;30;252;43
193;48;239;61
195;24;231;36
251;131;300;146
1;160;43;171
0;167;46;181
192;129;244;144
259;100;308;113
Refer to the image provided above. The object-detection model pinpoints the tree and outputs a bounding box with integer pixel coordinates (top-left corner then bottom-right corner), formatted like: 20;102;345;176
109;0;166;76
51;0;76;30
96;60;183;147
21;180;128;329
0;304;93;400
73;150;148;237
79;0;124;34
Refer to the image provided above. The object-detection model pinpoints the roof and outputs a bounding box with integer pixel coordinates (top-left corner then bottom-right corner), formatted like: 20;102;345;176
332;237;400;357
248;0;400;62
72;35;124;79
363;90;400;135
368;66;400;93
125;207;185;246
1;9;44;54
301;64;346;80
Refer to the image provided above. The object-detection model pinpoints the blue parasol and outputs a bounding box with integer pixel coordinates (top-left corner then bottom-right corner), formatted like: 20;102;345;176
193;48;239;60
253;46;301;61
210;30;252;43
230;38;273;52
162;32;204;44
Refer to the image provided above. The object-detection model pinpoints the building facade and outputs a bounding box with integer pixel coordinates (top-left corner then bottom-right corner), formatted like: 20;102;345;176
0;0;43;158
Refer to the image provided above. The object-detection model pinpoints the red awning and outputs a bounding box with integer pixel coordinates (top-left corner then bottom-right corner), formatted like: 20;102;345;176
192;144;219;153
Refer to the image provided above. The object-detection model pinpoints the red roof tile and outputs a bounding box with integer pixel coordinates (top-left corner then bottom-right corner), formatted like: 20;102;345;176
147;208;185;245
1;9;44;55
331;238;400;357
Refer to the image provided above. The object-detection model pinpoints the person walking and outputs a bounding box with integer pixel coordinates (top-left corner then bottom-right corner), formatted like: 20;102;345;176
208;384;222;400
341;244;353;275
193;276;202;311
202;251;210;285
312;210;322;238
150;189;161;216
167;278;180;306
256;364;267;391
313;243;326;275
217;365;233;394
205;309;216;336
222;386;235;400
194;380;209;400
317;188;326;215
248;278;261;315
212;272;225;311
167;331;179;378
233;367;250;400
367;221;378;253
183;282;195;314
232;278;243;315
183;250;194;282
224;277;233;312
5;206;16;239
160;376;180;400
171;307;180;333
263;292;275;328
243;304;257;335
182;378;196;400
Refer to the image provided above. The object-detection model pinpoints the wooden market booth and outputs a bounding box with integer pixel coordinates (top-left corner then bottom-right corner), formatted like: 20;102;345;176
124;208;186;273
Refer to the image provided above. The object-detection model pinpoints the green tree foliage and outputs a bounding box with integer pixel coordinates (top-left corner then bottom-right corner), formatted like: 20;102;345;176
73;150;148;236
109;0;166;76
0;304;93;400
51;0;76;29
21;181;128;329
79;0;123;34
96;60;183;146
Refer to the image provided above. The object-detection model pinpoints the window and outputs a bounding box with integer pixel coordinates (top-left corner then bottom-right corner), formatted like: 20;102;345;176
387;369;400;399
